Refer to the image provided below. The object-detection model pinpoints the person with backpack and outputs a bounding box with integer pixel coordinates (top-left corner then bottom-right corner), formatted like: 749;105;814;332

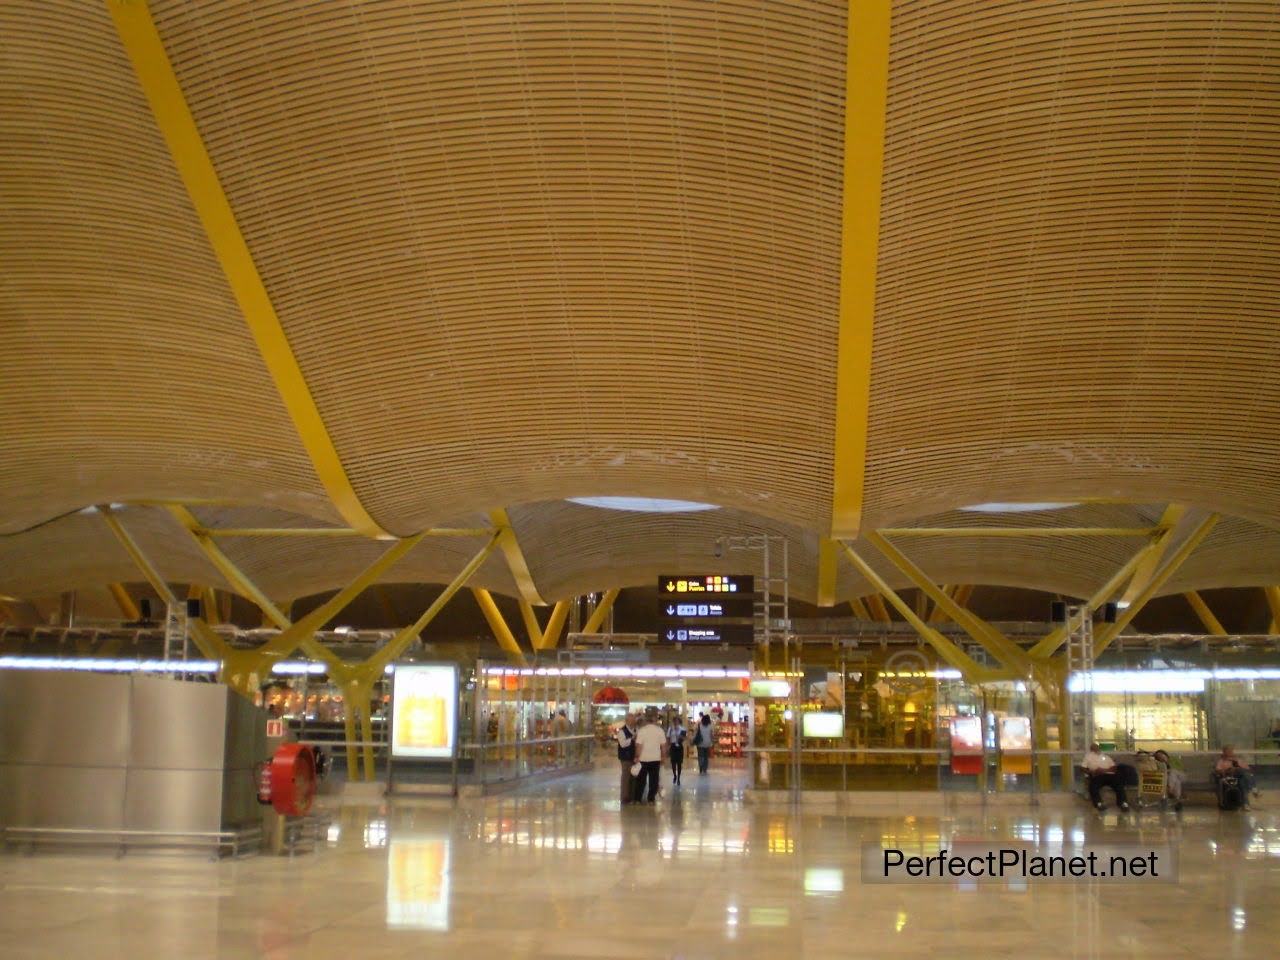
615;713;637;804
693;713;714;775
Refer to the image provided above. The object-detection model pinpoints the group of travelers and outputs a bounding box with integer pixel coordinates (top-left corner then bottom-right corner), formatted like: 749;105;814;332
615;711;715;804
1083;742;1260;811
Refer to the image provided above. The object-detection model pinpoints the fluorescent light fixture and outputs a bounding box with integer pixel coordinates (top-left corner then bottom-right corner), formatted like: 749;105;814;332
0;657;218;673
567;496;718;513
1115;600;1131;610
804;868;845;895
271;662;327;675
959;502;1075;513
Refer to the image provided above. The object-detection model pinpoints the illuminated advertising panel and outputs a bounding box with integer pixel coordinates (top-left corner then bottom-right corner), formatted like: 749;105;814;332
802;712;844;739
391;664;458;759
749;679;792;698
999;716;1032;751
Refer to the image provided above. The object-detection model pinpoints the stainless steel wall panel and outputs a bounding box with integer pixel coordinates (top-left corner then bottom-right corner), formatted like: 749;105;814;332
222;690;266;770
124;769;224;834
0;670;130;767
129;675;228;771
0;765;127;830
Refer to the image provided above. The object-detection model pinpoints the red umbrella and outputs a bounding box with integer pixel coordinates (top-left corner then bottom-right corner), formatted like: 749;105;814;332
593;685;630;705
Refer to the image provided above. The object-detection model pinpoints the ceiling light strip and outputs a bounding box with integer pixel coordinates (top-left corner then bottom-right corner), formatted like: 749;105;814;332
107;0;392;540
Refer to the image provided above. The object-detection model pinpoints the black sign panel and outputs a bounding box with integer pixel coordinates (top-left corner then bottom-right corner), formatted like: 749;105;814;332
658;623;756;645
659;575;754;596
658;596;755;620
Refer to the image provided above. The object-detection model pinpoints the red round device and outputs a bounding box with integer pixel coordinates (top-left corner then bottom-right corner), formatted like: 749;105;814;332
269;742;317;817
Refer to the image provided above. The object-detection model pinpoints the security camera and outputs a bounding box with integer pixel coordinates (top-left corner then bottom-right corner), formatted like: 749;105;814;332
713;538;723;558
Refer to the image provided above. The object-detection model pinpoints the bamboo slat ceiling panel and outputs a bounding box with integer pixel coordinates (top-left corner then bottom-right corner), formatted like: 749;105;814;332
0;506;515;603
149;0;845;533
0;2;335;535
864;1;1280;530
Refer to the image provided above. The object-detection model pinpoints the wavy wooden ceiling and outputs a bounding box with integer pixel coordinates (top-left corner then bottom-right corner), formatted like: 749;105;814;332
864;0;1280;529
2;2;1279;607
0;1;336;535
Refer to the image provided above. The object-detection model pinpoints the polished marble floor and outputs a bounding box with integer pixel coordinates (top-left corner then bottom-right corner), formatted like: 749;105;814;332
3;758;1279;959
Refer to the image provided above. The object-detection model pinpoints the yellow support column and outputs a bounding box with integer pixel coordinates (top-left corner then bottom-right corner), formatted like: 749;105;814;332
1183;591;1227;636
582;589;620;635
817;537;840;608
865;594;891;623
838;543;1002;684
849;596;871;619
107;583;140;621
473;589;529;666
830;0;893;539
108;0;393;539
1094;515;1221;657
1265;586;1280;635
536;600;570;651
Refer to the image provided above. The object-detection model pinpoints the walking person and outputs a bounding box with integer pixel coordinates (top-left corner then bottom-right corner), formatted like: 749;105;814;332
667;714;688;785
694;713;714;775
632;716;668;804
616;713;637;805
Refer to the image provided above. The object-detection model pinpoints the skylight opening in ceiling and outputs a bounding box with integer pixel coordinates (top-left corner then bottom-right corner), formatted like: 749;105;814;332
959;503;1076;514
568;497;719;513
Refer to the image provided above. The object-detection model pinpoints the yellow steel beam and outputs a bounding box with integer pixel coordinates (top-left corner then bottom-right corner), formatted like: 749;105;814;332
487;509;545;606
538;600;571;650
201;586;221;626
1264;586;1280;635
107;0;392;540
518;599;543;647
100;506;177;605
1182;591;1227;636
582;589;620;635
838;543;1002;683
107;583;140;621
202;526;492;537
251;534;426;664
866;531;1032;676
830;0;892;539
365;534;503;675
472;588;529;666
167;506;289;627
1119;504;1189;606
953;584;975;609
1028;530;1175;658
849;595;871;619
926;585;954;624
880;527;1162;538
1094;514;1221;657
865;594;891;623
817;537;840;608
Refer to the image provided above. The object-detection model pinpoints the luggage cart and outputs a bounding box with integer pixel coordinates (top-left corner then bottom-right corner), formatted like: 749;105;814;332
1137;767;1168;810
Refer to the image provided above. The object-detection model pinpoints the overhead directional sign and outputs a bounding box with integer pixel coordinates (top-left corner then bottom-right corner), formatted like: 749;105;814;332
658;596;755;619
659;575;753;596
659;624;755;645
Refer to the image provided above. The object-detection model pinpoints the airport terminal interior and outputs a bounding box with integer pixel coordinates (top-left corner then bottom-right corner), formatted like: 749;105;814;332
3;1;1280;957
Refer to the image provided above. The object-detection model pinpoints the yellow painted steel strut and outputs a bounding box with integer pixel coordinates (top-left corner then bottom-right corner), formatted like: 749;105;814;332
1093;514;1221;658
817;537;841;608
581;589;620;635
866;531;1033;678
472;588;529;666
107;0;392;540
830;0;893;539
1183;591;1227;636
487;509;546;606
838;542;1005;684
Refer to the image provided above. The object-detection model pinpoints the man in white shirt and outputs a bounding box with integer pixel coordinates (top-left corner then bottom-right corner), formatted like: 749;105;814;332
1082;743;1129;811
632;717;668;804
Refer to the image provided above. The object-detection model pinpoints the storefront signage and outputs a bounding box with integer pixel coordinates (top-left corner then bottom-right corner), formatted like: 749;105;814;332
391;664;458;759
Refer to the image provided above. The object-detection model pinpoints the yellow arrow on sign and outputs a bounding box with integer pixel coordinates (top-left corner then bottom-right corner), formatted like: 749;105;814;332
666;581;676;591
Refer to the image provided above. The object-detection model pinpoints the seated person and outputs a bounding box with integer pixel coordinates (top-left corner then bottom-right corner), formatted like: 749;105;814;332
1082;743;1130;811
1151;749;1184;810
1215;745;1258;810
